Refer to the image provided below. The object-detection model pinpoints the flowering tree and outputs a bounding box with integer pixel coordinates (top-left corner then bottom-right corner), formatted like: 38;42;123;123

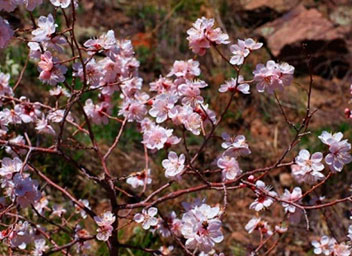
0;1;351;255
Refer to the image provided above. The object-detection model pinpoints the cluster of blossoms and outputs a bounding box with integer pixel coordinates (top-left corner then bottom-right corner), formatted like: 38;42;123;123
133;199;224;254
0;155;41;209
0;2;351;254
253;60;295;94
319;131;352;172
216;133;250;181
94;211;116;241
312;235;351;256
229;38;263;66
186;17;229;56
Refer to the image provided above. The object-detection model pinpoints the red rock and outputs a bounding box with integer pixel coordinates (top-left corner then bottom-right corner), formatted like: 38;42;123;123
256;5;346;56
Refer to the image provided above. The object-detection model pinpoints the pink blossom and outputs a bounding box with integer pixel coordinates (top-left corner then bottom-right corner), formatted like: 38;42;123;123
292;149;325;184
275;225;288;234
0;157;23;178
94;211;116;227
245;217;273;235
94;211;116;241
195;103;217;125
218;75;250;94
84;30;118;59
156;211;182;237
134;207;159;230
50;0;70;8
249;180;277;211
52;204;67;218
13;173;41;208
32;14;56;43
73;59;102;87
0;72;13;97
178;80;207;107
159;245;174;255
319;131;343;146
14;101;41;123
221;133;251;157
312;236;336;255
333;243;351;256
167;211;182;237
0;108;22;124
126;169;152;189
348;225;352;241
281;187;302;213
169;105;202;135
45;35;67;53
243;38;263;50
165;135;181;147
119;98;147;122
325;140;352;172
27;42;41;60
230;38;262;65
187;17;229;56
167;59;201;79
253;60;294;94
217;155;242;181
35;118;56;135
149;93;178;123
8;221;32;249
33;196;48;214
162;151;185;179
150;76;176;94
120;77;143;97
116;39;134;57
229;40;249;66
142;125;174;150
5;136;27;156
38;51;67;86
0;18;13;49
181;203;223;253
33;238;48;256
47;109;73;123
182;111;202;135
84;99;110;125
49;86;70;98
319;131;352;172
98;56;125;91
75;199;90;219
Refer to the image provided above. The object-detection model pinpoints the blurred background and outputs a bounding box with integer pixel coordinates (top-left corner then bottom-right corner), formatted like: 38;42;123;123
1;0;352;255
